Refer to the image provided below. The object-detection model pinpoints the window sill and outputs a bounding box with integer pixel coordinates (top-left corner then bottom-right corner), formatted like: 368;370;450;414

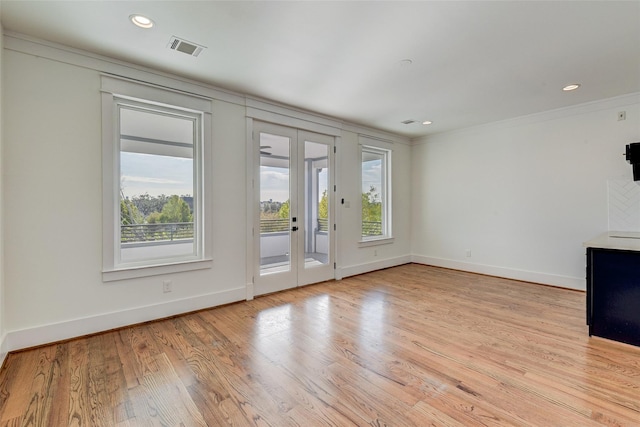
358;237;395;248
103;258;213;282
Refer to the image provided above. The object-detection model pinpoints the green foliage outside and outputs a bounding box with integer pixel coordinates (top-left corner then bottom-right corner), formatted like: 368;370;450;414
362;186;382;223
120;193;193;225
278;199;290;219
146;211;162;224
260;200;284;218
120;199;144;225
128;193;169;217
269;188;379;225
159;195;193;223
273;191;328;220
318;190;328;219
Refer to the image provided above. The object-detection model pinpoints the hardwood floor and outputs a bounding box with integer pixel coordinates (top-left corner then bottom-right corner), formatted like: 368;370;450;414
0;264;639;426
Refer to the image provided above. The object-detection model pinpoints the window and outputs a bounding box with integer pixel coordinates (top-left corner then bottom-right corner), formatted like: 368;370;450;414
102;76;212;281
361;144;392;241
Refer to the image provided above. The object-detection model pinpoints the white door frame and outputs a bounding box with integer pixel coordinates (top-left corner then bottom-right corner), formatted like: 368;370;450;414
248;120;336;296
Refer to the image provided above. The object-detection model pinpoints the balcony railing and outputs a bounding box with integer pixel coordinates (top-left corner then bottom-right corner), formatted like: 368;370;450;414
121;219;382;244
260;218;290;233
317;218;329;232
362;221;383;236
121;222;194;243
258;218;381;235
260;218;332;233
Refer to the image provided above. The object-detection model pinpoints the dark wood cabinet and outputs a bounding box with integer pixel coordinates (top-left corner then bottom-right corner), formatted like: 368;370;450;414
586;246;640;347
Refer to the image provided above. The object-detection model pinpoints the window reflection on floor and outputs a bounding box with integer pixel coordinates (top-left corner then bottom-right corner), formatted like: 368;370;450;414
359;291;387;350
305;294;331;352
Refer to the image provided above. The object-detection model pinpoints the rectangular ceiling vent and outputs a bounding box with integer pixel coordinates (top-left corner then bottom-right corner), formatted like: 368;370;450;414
168;36;206;57
401;119;416;125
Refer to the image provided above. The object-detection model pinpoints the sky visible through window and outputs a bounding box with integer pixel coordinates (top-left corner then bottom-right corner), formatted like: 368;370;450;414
121;154;378;201
120;152;193;198
362;158;382;195
259;167;330;202
121;151;377;202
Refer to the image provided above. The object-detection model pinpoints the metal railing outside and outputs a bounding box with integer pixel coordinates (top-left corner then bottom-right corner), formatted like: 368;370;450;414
121;219;382;242
259;218;380;235
260;218;332;233
362;221;382;236
121;222;194;243
260;218;290;233
317;218;329;232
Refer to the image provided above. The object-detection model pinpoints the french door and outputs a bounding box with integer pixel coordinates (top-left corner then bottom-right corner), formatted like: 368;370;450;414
253;121;334;295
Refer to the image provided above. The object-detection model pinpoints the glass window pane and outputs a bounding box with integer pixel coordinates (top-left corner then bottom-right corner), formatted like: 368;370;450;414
362;149;385;238
119;106;196;264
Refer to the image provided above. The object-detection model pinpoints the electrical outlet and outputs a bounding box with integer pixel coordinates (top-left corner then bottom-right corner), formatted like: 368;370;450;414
618;111;626;121
374;249;378;256
466;249;472;257
163;280;172;293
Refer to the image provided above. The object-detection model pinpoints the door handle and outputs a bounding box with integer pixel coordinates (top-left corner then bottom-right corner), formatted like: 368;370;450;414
292;226;298;231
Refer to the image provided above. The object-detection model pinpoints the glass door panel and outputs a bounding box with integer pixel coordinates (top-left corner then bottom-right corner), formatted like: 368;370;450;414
259;132;291;275
254;123;333;295
303;141;329;269
297;131;334;287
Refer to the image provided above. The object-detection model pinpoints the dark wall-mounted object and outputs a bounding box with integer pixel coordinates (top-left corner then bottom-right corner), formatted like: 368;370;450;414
625;142;640;181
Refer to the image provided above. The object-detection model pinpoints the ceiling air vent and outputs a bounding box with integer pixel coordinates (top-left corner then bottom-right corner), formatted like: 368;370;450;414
168;36;206;57
401;119;416;125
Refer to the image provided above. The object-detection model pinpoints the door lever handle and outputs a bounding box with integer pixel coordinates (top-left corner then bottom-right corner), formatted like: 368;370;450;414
292;226;298;231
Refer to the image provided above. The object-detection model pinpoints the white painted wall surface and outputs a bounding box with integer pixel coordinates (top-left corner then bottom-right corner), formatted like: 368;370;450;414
411;94;640;290
0;22;6;362
338;131;412;277
2;50;247;347
1;38;413;351
259;233;289;258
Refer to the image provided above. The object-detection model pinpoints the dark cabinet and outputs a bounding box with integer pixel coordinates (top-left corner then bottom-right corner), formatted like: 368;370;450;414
586;247;640;347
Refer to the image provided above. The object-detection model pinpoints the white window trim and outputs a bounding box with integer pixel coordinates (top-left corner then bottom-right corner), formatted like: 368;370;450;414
359;141;393;244
101;75;213;281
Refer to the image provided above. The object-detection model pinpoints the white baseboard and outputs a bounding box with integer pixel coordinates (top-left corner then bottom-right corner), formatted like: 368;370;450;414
411;255;585;291
340;255;412;279
0;333;8;367
2;256;585;354
3;287;246;353
246;282;255;300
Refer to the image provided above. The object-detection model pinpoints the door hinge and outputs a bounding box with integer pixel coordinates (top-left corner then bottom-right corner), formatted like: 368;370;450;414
333;224;336;231
334;262;336;269
334;185;336;192
334;146;336;154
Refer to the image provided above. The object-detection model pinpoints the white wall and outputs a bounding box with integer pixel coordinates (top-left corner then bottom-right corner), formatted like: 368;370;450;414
1;35;412;351
0;20;6;362
411;94;640;290
2;49;248;349
338;130;412;277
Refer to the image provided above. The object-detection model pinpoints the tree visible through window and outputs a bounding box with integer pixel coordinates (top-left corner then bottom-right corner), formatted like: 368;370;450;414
116;102;201;264
361;145;391;239
102;75;212;280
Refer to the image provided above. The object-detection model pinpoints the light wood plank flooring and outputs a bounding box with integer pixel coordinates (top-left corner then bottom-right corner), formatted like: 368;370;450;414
0;264;638;426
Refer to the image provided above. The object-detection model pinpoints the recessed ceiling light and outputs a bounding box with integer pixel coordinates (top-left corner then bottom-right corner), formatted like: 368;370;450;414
399;59;413;67
130;14;154;29
563;84;581;91
422;120;433;125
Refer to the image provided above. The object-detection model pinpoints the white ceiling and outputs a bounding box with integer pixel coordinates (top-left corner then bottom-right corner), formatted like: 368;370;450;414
2;1;639;138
